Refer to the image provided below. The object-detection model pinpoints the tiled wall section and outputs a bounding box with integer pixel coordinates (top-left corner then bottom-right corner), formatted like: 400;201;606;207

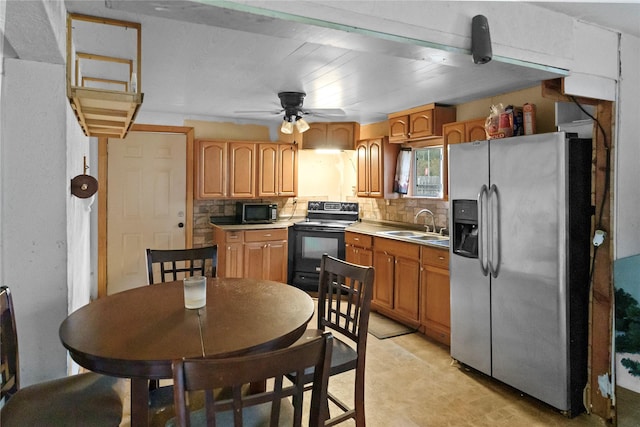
354;197;450;231
194;197;449;246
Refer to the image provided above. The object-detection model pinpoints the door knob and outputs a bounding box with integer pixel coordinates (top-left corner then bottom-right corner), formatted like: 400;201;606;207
178;222;184;228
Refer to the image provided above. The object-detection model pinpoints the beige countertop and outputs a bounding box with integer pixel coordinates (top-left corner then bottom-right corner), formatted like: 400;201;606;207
347;220;450;250
209;219;296;231
209;218;449;249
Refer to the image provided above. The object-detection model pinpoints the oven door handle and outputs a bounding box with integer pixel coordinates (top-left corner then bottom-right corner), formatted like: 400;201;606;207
294;227;346;233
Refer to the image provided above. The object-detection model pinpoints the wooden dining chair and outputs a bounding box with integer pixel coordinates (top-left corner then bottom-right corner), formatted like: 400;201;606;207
168;331;334;427
0;286;124;426
145;245;218;414
288;254;375;427
146;245;218;284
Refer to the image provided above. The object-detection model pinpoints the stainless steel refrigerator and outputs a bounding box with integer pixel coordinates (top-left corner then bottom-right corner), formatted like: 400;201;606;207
448;132;591;416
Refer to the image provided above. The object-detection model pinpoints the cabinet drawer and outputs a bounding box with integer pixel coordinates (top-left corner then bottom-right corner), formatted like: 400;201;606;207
374;237;420;260
421;246;449;269
223;231;244;243
244;228;288;242
345;232;372;248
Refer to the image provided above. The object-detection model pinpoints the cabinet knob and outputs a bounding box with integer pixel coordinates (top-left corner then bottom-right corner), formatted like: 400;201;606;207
178;222;184;228
439;256;445;260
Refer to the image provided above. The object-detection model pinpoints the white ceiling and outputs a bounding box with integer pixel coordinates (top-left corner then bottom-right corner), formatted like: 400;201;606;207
19;1;640;126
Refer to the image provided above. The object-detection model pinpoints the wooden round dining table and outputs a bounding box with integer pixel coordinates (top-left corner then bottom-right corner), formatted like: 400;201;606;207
59;277;315;426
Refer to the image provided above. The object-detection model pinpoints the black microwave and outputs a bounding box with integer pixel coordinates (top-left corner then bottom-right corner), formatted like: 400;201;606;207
236;202;278;224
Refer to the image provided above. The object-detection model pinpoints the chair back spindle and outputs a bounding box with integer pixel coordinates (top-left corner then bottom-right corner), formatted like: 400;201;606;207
146;246;218;284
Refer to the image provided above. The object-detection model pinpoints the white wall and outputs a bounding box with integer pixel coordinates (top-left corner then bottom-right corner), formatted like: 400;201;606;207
1;58;68;385
0;0;6;282
297;150;357;201
615;33;640;259
66;104;93;315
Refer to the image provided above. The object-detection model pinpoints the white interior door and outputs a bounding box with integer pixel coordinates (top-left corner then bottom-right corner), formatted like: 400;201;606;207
107;132;186;295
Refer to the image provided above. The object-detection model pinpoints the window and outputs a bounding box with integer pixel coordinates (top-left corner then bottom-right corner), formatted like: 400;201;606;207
413;146;443;198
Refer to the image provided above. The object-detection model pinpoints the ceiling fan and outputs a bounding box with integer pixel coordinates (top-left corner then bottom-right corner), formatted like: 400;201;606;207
235;92;346;134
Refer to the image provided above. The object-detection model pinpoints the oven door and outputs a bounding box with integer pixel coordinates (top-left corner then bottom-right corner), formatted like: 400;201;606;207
291;226;345;291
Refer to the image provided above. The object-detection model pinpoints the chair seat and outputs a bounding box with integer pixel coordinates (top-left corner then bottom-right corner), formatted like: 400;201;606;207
165;400;295;427
0;372;124;427
288;329;357;384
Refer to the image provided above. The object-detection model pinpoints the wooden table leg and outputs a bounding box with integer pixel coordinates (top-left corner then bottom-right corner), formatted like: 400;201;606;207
131;378;149;426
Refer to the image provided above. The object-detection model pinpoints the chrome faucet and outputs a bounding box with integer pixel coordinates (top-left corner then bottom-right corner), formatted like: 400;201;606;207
414;208;436;233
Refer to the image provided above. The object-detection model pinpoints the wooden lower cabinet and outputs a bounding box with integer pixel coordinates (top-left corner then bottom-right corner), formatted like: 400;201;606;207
243;229;288;282
372;237;420;325
215;229;244;278
420;246;450;345
345;231;373;266
349;231;451;344
214;227;287;282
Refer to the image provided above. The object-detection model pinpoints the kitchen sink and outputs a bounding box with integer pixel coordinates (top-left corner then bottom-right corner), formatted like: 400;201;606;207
408;234;448;241
376;230;449;244
377;230;423;237
427;240;450;247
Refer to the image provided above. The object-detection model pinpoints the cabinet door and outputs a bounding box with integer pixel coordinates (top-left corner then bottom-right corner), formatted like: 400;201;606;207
466;118;487;142
345;243;358;264
409;109;434;139
355;142;369;196
266;240;288;282
394;256;421;322
327;123;355;150
196;140;227;199
243;242;266;280
443;122;465;146
257;143;278;197
229;142;256;198
373;250;394;309
420;266;451;345
346;244;373;267
302;123;327;149
388;115;409;143
278;144;297;196
224;242;244;278
367;138;383;197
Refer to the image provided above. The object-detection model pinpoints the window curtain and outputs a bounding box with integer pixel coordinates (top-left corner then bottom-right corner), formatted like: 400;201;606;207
393;148;411;194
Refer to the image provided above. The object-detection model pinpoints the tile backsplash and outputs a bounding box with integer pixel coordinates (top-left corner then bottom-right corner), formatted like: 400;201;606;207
195;197;449;246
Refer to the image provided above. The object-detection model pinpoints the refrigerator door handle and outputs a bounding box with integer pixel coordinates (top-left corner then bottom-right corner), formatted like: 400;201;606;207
478;184;489;276
488;184;501;278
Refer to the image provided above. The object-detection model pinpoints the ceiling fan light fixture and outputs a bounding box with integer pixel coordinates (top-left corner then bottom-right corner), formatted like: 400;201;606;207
295;117;310;133
281;119;294;134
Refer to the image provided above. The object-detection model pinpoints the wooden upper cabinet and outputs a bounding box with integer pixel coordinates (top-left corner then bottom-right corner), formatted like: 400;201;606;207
257;143;297;197
196;140;227;199
302;124;326;148
388;115;409;142
229;142;256;198
409;110;435;140
257;143;278;197
466;118;488;142
278;144;297;196
443;122;465;146
443;117;487;146
355;136;399;198
388;104;456;143
302;122;359;150
197;140;295;199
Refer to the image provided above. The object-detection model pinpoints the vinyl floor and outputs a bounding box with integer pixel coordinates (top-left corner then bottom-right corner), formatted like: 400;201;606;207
116;327;620;427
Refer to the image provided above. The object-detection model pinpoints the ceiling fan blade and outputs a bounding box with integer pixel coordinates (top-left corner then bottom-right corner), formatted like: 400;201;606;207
304;108;346;117
234;109;283;115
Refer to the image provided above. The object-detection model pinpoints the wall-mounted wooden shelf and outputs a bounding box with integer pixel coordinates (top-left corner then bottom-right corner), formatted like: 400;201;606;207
67;13;143;139
67;86;143;138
